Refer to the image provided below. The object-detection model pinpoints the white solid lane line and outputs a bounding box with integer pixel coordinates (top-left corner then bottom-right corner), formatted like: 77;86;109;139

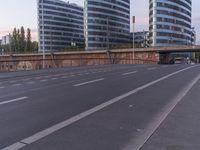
0;97;28;105
74;78;105;87
123;72;200;150
122;71;138;76
2;66;196;150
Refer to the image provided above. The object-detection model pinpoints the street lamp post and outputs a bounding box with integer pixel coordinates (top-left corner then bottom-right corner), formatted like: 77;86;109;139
191;27;195;46
50;31;53;52
182;28;188;46
42;0;46;69
106;17;110;50
132;16;135;64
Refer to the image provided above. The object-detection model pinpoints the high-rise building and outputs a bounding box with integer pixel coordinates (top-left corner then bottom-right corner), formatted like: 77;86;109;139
37;0;84;52
1;35;11;45
149;0;192;47
191;27;196;45
85;0;130;50
130;31;150;48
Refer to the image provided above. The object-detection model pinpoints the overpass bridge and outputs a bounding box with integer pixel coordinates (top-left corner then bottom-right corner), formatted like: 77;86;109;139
107;45;200;64
132;45;200;64
134;45;200;53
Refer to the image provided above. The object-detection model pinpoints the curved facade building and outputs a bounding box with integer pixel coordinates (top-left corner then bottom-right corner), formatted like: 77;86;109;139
85;0;130;50
149;0;192;47
37;0;84;52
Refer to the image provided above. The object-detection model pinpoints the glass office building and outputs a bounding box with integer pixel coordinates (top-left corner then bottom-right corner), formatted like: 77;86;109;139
85;0;130;50
37;0;84;52
149;0;192;47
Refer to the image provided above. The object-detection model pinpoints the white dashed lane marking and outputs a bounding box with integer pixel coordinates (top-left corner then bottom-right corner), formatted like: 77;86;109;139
51;78;58;80
147;67;157;70
40;80;47;82
23;79;31;82
0;96;28;105
74;78;104;87
44;76;50;78
12;84;22;87
9;81;17;83
122;71;138;76
27;81;36;84
161;66;168;68
2;66;196;150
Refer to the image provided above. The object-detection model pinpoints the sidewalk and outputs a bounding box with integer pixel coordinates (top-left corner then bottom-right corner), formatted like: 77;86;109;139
141;79;200;150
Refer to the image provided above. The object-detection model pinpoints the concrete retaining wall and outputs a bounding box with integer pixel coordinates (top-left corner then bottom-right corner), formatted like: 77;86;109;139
0;50;159;72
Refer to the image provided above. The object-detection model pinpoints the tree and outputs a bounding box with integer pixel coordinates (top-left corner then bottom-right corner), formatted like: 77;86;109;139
195;52;200;63
5;27;38;54
0;44;10;53
11;28;18;52
20;26;26;52
26;28;32;52
16;29;20;51
31;41;38;52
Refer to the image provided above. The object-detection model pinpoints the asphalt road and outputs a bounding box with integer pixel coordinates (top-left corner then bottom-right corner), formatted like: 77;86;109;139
0;64;200;150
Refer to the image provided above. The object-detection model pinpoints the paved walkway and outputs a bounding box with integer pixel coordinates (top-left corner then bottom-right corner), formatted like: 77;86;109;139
141;77;200;150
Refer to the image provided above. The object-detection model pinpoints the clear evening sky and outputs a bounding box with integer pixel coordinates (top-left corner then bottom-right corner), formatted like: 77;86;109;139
0;0;199;43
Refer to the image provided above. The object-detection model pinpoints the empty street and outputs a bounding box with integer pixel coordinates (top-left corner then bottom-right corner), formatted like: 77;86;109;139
0;64;200;150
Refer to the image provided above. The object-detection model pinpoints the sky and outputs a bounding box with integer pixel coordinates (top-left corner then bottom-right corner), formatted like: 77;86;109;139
0;0;199;43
